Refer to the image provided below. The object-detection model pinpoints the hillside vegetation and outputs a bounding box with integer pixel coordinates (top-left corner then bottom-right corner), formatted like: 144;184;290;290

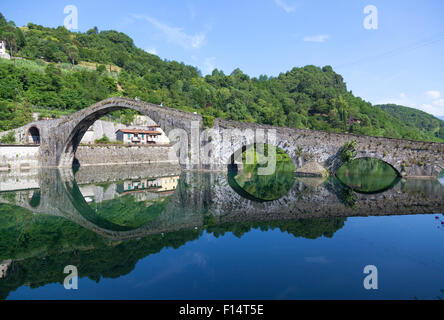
377;104;444;141
0;12;443;142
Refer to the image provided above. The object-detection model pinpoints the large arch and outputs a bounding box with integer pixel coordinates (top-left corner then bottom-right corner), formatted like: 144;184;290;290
51;98;201;168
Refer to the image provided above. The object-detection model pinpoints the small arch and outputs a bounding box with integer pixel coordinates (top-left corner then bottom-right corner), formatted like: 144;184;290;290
29;190;41;208
27;126;40;144
227;144;296;202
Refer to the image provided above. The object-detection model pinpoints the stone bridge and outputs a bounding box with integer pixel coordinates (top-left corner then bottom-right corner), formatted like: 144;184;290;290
2;97;444;177
1;167;444;241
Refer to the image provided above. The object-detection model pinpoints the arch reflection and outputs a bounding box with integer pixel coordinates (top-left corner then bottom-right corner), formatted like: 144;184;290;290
336;158;401;194
227;144;296;201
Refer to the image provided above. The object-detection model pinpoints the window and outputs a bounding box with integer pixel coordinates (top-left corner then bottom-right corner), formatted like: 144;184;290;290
128;134;131;139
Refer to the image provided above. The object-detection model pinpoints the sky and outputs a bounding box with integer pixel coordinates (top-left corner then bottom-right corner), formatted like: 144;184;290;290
1;0;444;116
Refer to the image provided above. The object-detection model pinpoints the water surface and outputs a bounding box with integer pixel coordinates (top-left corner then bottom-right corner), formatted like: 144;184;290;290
0;163;443;300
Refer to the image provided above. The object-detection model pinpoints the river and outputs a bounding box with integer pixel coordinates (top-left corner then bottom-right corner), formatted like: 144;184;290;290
0;156;443;300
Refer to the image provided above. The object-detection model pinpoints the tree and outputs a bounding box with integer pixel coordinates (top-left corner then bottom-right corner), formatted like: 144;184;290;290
0;12;7;27
87;26;99;35
66;45;79;66
15;27;26;49
3;28;17;56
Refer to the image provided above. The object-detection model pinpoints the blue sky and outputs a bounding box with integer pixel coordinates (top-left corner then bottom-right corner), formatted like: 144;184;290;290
2;0;444;116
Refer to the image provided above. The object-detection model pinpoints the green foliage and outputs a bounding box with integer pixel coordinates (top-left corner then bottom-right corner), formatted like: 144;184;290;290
96;64;106;73
338;187;358;209
0;130;15;143
336;158;400;194
207;217;346;239
339;140;357;163
94;134;111;144
378;104;444;142
229;145;296;201
202;115;215;128
89;194;170;228
0;100;33;132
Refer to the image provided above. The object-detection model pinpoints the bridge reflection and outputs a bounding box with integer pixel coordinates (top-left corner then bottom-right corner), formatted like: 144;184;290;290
0;164;443;241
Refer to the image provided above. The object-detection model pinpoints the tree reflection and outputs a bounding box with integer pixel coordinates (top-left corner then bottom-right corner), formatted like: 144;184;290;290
336;158;401;194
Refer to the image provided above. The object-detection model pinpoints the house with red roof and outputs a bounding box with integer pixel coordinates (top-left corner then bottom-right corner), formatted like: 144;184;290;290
116;128;162;145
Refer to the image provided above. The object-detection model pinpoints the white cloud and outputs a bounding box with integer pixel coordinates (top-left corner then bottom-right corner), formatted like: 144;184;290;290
145;48;157;55
420;98;444;116
433;99;444;107
374;93;410;106
375;92;444;117
303;34;330;43
418;103;444;117
274;0;298;13
132;14;206;49
426;90;441;99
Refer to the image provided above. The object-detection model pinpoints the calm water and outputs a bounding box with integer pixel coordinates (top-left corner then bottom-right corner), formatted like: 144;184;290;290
0;159;443;300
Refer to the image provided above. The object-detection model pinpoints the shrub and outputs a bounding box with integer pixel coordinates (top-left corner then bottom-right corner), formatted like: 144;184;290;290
96;64;107;73
94;134;111;144
339;140;357;163
0;131;16;144
203;115;215;128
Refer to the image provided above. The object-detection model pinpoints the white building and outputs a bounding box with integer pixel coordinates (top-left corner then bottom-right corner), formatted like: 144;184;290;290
116;129;162;145
0;41;11;60
80;117;170;145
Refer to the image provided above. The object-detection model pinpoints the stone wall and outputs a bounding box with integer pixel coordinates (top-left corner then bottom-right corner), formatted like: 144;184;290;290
211;118;444;177
0;143;175;173
0;145;39;172
75;144;176;167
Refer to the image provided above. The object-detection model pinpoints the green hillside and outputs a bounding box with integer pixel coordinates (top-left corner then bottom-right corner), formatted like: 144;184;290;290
0;12;443;142
377;104;444;141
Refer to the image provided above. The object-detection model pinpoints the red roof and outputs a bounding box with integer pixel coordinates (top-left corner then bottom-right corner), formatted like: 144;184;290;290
116;129;161;135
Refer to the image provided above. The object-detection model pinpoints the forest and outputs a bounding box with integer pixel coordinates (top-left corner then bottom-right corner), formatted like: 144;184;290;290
1;12;443;142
